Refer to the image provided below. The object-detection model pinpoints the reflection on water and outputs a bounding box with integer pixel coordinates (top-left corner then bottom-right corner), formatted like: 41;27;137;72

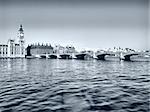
0;59;150;112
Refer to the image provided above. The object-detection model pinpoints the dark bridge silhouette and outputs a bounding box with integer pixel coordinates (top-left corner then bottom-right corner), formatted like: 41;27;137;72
97;53;112;60
123;53;139;61
75;53;87;60
48;54;57;59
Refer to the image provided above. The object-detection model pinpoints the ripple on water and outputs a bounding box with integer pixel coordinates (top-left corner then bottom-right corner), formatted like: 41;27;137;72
0;59;149;112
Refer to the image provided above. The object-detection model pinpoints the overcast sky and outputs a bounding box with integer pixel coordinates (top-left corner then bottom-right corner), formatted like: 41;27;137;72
0;0;149;50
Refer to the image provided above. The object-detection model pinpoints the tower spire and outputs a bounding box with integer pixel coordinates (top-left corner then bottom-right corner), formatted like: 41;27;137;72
19;24;23;32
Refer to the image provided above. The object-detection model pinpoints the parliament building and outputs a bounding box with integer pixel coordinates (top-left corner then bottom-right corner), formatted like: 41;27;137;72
0;25;25;58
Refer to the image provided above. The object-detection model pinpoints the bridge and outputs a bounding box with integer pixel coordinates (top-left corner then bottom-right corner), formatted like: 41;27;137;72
121;52;150;61
96;53;112;60
32;53;74;59
122;53;139;61
75;52;94;60
95;51;145;61
31;53;58;59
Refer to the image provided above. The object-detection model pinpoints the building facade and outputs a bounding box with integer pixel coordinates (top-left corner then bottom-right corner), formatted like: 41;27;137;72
0;25;25;58
26;44;76;58
53;45;76;54
26;44;53;56
0;45;8;58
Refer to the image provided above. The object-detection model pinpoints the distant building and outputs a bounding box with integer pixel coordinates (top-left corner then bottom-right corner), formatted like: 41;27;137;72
53;45;65;54
0;45;8;58
26;43;53;56
0;25;25;58
65;46;76;53
53;45;76;54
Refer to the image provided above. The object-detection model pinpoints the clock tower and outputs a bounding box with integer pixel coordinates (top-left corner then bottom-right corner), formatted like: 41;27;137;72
18;24;24;39
18;24;25;57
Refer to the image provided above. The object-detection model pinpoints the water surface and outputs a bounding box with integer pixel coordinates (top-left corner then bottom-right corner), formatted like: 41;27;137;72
0;59;149;112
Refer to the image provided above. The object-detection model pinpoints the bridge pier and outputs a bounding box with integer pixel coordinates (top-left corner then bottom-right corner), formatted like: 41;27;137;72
96;54;111;60
123;53;139;61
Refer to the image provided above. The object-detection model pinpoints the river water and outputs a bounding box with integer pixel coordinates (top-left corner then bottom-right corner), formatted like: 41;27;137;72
0;59;149;112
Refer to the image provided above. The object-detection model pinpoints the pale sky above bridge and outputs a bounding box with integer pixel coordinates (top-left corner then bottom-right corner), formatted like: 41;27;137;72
0;0;149;51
